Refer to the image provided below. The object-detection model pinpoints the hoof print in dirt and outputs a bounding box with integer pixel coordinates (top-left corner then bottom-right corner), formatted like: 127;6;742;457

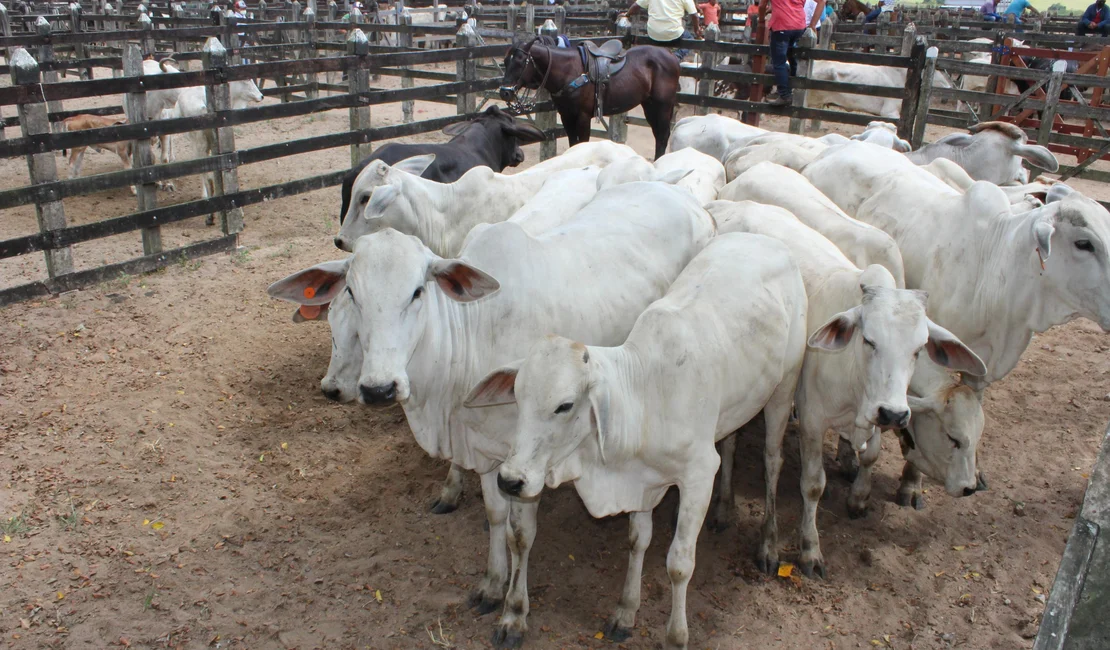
603;621;633;642
468;591;502;616
491;627;524;649
429;499;458;515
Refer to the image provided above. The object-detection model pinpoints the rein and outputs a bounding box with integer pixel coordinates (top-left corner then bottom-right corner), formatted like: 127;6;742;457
501;41;555;115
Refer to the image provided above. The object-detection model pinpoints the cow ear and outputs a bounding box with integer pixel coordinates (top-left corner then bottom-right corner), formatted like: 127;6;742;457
442;121;470;136
364;182;400;218
925;320;987;377
656;168;695;185
1014;143;1060;172
501;119;547;144
1045;183;1074;203
808;307;861;351
391;154;436;177
429;259;501;302
936;133;974;147
588;375;612;465
907;394;940;415
268;259;349;306
1031;207;1056;260
464;361;522;408
894;137;913;153
292;302;331;323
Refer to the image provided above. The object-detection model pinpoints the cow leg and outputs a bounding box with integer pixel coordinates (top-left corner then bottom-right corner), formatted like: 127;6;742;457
430;462;465;514
758;384;794;575
846;428;882;519
895;461;926;510
604;510;653;641
470;470;509;615
664;469;715;650
836;435;859;480
796;411;828;579
491;497;540;649
69;148;85;179
706;434;735;532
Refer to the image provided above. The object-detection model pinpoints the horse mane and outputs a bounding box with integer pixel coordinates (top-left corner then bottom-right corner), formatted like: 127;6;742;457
532;34;560;48
968;121;1026;141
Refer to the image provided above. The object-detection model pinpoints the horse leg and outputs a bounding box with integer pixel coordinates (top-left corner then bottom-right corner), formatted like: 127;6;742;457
642;98;675;161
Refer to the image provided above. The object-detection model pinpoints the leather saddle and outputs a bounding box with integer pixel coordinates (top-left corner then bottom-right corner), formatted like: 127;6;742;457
579;39;629;119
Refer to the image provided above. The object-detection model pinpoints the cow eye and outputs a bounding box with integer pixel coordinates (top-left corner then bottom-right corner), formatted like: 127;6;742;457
862;338;876;350
554;402;573;414
948;435;962;450
412;287;423;301
359;194;369;206
1076;239;1095;253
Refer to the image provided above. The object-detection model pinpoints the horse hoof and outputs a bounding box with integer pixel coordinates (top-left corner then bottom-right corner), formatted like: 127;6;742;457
429;499;458;515
468;591;502;616
603;621;632;642
491;627;524;649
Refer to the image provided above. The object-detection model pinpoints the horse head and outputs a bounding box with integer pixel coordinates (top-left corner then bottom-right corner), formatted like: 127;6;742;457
500;37;548;113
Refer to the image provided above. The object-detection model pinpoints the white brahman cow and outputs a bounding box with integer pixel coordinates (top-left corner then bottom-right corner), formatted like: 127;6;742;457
851;120;911;152
668;113;767;161
904;121;1059;185
268;182;715;648
720;162;906;286
806;61;954;119
465;233;806;649
597;149;726;205
709;201;986;526
335;141;640;253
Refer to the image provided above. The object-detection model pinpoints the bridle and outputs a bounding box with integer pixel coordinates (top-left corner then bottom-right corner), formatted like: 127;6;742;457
500;40;553;115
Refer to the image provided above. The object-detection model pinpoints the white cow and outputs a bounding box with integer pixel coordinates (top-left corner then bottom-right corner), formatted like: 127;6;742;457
300;165;607;516
720;162;906;286
668;113;767;161
813;144;1110;390
268;182;715;647
336;141;640;253
904;121;1059;185
705;199;985;519
806;61;953;118
918;157;1055;209
465;233;806;648
597;149;726;205
126;57;184;167
709;201;986;524
168;79;264;200
722;141;822;180
851;121;911;152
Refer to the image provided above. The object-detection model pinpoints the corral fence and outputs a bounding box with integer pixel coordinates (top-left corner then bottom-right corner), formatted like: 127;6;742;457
2;2;1110;306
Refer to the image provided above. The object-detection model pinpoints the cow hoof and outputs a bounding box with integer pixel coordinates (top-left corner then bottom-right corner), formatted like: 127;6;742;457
755;552;779;576
205;215;215;227
468;591;502;616
895;491;926;511
491;627;524;649
429;499;458;515
799;557;827;580
846;502;870;520
603;621;633;642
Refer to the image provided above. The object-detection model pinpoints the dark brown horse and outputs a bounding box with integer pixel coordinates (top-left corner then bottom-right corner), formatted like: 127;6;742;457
839;0;872;21
499;36;679;160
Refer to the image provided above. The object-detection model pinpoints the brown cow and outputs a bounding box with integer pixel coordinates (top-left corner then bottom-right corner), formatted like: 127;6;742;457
61;114;134;191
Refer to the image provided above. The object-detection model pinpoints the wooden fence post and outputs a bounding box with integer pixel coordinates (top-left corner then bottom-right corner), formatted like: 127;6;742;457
810;14;835;132
304;5;318;98
0;4;9;71
347;28;373;166
1037;60;1067;149
554;4;565;34
696;23;718;117
69;3;91;80
10;47;73;279
123;43;161;255
34;17;64;132
202;37;244;235
537;18;558;160
607;16;629;142
109;3;123;78
789;27;815;134
985;31;1006;118
900;21;917;57
525;2;534;33
139;11;154;58
911;45;938;149
456;21;477;116
507;0;517;33
897;37;927;144
172;3;189;70
259;0;268;21
400;12;414;122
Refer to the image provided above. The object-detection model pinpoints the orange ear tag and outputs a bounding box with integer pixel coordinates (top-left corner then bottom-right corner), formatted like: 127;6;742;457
303;286;317;299
298;304;322;320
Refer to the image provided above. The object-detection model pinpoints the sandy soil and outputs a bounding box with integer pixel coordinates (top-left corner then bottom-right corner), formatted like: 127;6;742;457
1;64;1109;650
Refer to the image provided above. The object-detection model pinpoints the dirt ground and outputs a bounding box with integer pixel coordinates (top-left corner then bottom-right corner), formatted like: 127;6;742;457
1;65;1109;650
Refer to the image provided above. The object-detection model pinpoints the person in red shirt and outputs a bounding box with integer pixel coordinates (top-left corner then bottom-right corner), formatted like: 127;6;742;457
698;0;721;26
758;0;824;106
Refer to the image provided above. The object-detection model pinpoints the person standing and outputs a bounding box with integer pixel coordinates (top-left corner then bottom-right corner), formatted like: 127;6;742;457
698;0;721;27
864;0;895;23
1077;0;1110;36
626;0;703;61
759;0;825;106
1003;0;1040;23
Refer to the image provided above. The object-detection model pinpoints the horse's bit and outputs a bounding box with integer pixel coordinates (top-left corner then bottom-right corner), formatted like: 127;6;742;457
500;43;553;115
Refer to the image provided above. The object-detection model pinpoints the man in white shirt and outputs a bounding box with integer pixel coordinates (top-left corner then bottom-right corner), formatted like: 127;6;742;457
626;0;702;60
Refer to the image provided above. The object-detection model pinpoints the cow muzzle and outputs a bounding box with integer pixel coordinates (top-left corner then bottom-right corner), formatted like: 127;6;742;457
359;381;398;406
876;406;910;431
496;472;525;497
